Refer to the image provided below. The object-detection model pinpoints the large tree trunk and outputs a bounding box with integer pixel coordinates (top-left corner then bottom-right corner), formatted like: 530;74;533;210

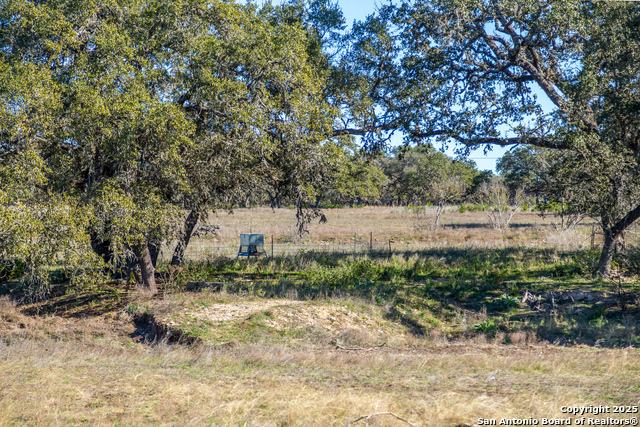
171;209;200;266
594;204;640;278
595;231;616;279
132;244;158;294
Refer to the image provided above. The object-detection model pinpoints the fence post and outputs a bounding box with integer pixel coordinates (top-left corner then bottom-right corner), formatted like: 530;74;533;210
271;235;274;259
591;225;595;251
354;228;357;255
370;232;373;252
388;238;392;259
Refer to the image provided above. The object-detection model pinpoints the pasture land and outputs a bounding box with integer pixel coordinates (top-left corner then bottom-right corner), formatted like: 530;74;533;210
168;206;614;260
2;207;640;426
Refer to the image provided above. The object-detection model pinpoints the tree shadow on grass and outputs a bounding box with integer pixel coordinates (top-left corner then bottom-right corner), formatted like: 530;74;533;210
1;280;134;318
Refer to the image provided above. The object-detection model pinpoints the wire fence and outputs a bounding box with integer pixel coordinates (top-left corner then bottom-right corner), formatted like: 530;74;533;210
158;237;404;263
156;222;640;263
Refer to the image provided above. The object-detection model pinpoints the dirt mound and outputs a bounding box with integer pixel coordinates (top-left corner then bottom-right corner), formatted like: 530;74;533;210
183;299;305;324
156;298;400;345
257;303;385;334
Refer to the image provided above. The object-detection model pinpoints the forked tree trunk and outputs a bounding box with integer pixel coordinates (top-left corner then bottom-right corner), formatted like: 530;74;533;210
594;204;640;278
266;190;282;210
132;244;157;294
171;209;201;266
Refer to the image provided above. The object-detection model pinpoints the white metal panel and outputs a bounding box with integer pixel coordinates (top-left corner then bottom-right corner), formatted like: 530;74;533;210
240;233;264;246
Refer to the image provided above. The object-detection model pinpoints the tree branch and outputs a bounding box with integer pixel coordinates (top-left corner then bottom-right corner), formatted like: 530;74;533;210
610;203;640;238
454;135;570;149
348;412;418;426
473;12;599;133
331;123;397;137
403;129;571;150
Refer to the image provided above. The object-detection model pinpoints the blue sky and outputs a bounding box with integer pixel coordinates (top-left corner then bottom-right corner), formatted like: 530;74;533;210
340;0;385;26
337;0;511;172
260;0;547;172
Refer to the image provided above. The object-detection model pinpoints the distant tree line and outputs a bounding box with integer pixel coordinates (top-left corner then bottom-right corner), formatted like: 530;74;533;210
249;144;493;209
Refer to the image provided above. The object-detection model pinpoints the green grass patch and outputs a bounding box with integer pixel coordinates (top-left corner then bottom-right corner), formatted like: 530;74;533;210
153;246;640;347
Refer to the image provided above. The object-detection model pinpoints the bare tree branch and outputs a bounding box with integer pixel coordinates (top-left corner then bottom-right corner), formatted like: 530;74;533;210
348;412;419;426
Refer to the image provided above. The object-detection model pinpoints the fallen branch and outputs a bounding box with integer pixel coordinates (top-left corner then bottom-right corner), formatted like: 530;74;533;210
336;342;386;351
348;411;418;426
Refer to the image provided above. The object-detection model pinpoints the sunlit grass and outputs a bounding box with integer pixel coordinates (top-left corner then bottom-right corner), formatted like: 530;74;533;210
3;208;640;425
1;336;639;426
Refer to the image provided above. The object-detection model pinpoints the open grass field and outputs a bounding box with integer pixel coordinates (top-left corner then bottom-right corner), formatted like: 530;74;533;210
2;207;640;426
170;206;616;260
196;205;625;245
204;206;586;245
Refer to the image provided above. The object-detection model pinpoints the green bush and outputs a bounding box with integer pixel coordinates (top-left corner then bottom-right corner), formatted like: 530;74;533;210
474;319;496;333
307;258;383;290
458;204;483;213
489;295;520;310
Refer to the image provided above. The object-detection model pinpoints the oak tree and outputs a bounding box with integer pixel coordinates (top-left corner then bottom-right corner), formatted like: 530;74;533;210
391;0;640;277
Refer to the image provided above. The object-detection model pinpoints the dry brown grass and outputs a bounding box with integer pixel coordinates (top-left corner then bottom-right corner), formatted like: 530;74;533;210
4;207;640;425
2;292;639;426
0;295;136;345
3;288;639;426
1;335;639;426
138;202;640;266
166;206;609;261
190;206;609;248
